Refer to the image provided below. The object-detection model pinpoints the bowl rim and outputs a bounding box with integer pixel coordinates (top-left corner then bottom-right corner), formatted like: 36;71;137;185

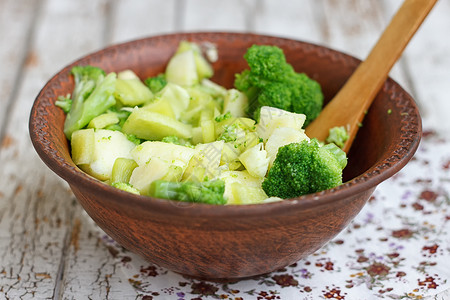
29;31;422;218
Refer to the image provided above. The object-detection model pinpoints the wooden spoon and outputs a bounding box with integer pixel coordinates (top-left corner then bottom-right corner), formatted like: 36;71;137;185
305;0;438;153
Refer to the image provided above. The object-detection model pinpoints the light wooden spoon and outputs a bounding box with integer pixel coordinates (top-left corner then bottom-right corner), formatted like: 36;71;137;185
305;0;438;153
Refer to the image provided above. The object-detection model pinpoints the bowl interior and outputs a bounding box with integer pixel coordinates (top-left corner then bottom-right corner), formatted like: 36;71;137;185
30;32;422;209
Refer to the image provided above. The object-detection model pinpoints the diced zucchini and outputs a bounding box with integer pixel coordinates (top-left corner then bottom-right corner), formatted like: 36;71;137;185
218;170;263;203
74;129;136;181
201;119;215;143
237;131;260;153
166;50;198;86
183;141;224;181
71;128;95;165
131;141;196;171
229;182;268;205
161;165;184;182
122;109;192;140
175;41;214;81
142;98;176;118
220;142;240;164
239;143;269;178
200;78;227;99
129;158;170;195
111;182;140;195
114;70;153;106
111;158;138;184
191;127;203;144
157;83;190;119
257;106;306;141
87;112;120;129
223;89;248;118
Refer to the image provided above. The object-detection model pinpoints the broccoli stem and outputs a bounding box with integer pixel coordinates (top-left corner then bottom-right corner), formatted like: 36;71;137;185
63;66;117;139
149;179;226;205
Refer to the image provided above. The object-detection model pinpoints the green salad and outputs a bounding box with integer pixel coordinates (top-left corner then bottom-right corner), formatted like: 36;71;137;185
56;41;347;205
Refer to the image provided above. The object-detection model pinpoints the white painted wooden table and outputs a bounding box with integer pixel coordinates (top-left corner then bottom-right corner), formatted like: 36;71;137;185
1;0;449;299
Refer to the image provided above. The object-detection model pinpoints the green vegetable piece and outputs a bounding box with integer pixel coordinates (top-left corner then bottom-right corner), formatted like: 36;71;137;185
326;126;349;149
200;78;227;99
114;70;153;106
215;111;232;123
161;135;193;148
322;143;348;170
176;41;214;80
55;94;72;113
142;97;176;119
161;165;184;182
88;112;120;129
166;50;199;86
126;134;142;145
262;139;345;198
223;89;248;118
111;182;140;195
63;66;117;139
161;135;181;145
234;45;323;124
148;179;226;205
71;128;95;165
122;109;192;140
157;83;190;119
229;182;268;205
144;74;167;94
111;158;138;184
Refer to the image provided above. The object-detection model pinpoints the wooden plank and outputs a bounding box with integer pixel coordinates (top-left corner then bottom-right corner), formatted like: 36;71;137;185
182;0;253;31
383;0;450;132
55;212;137;299
0;0;39;145
317;0;413;104
0;0;135;297
251;0;324;44
108;0;178;45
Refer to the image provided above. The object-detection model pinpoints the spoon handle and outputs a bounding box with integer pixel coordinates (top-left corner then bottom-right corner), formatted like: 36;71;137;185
305;0;438;153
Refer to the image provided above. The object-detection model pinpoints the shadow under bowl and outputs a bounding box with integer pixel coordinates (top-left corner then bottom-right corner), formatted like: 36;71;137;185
29;32;421;280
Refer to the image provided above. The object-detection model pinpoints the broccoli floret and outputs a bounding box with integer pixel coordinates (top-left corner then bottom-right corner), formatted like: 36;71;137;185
218;123;238;142
326;126;349;149
262;139;346;198
126;134;142;145
55;94;72;113
215;111;232;123
63;66;117;139
144;73;167;94
161;135;193;148
149;179;226;205
234;45;323;124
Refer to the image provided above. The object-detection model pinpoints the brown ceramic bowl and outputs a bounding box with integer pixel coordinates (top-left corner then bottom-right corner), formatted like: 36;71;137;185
29;32;421;279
